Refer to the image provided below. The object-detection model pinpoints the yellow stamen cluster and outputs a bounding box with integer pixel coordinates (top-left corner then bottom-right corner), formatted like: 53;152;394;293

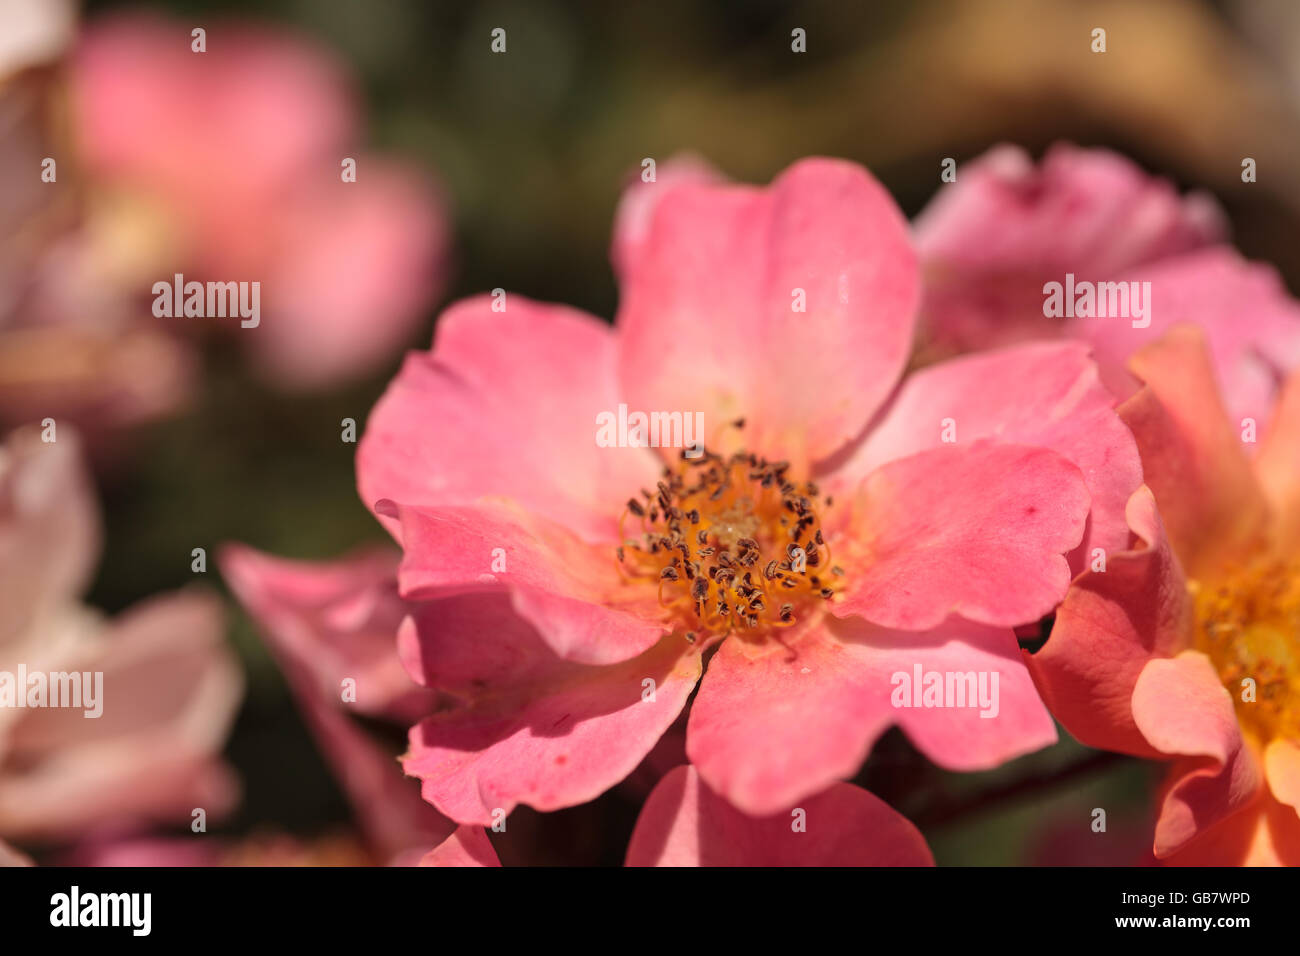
616;441;842;641
1190;553;1300;742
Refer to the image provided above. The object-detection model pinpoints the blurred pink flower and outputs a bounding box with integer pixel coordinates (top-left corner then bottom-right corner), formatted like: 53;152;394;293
0;0;73;76
0;9;450;432
358;157;1141;823
59;835;220;867
914;142;1300;430
61;831;373;867
219;544;453;863
69;13;450;390
0;426;243;845
0;6;194;436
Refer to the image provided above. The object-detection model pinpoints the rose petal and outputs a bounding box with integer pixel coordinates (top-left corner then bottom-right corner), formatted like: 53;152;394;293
0;591;243;841
309;695;454;860
0;426;100;652
1131;651;1262;857
1070;248;1300;431
616;157;918;468
914;142;1223;352
358;295;662;545
1264;738;1300;817
625;765;933;866
1159;792;1300;866
1027;486;1192;757
610;153;722;279
218;543;451;858
1120;325;1269;578
1257;368;1300;550
833;442;1088;631
686;614;1055;815
378;498;667;665
830;340;1140;571
419;826;501;867
219;543;432;721
401;594;700;824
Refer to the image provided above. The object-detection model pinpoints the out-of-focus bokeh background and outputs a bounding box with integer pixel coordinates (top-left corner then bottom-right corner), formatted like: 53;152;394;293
9;0;1300;864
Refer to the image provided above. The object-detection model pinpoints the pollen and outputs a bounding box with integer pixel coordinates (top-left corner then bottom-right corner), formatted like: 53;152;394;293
1189;553;1300;743
616;441;841;640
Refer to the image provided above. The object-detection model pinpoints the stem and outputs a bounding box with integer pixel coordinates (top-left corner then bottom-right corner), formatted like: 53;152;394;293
912;750;1134;829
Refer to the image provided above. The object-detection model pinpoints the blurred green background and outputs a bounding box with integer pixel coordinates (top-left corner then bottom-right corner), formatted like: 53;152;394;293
78;0;1300;864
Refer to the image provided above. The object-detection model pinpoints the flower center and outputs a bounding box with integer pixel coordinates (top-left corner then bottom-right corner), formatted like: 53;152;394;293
1189;552;1300;743
616;442;842;641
